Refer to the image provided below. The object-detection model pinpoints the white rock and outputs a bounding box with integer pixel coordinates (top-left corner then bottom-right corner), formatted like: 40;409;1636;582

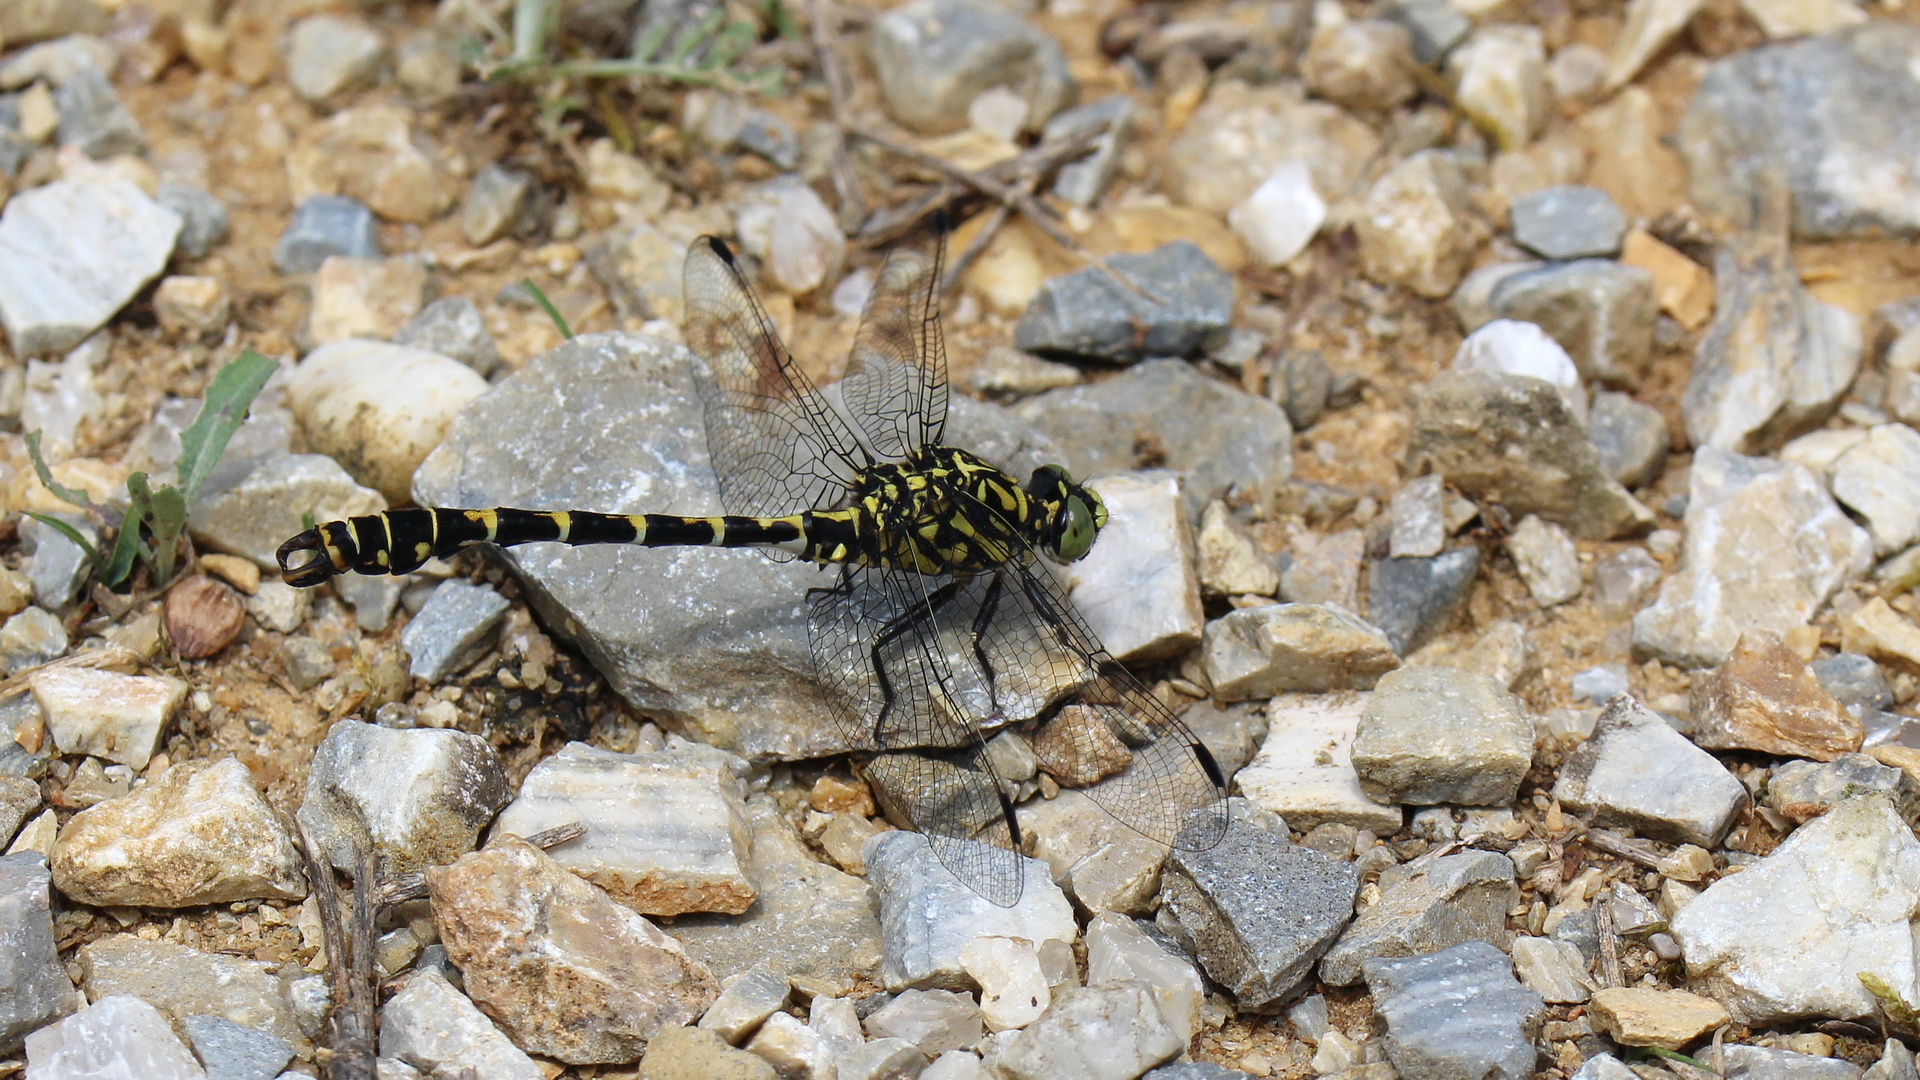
746;1010;838;1079
1510;936;1594;1003
307;256;428;346
1196;499;1280;598
986;982;1182;1080
1779;428;1868;474
244;580;311;634
7;809;57;856
1389;474;1448;559
490;740;755;916
1448;25;1549;150
380;972;543;1080
1740;0;1866;37
286;14;388;102
50;757;307;907
30;664;186;770
1202;602;1399;699
287;339;489;504
1085;913;1204;1041
25;995;206;1080
1550;695;1748;847
961;936;1051;1031
697;966;790;1044
734;177;846;295
1355;150;1479;298
866;831;1077;992
1829;423;1920;556
1604;0;1706;92
1672;795;1920;1024
1453;319;1588;424
922;1050;986;1080
864;989;983;1057
298;719;512;876
0;179;181;355
1163;80;1381;216
1228;161;1327;267
1506;515;1582;607
1236;694;1404;833
1063;472;1203;661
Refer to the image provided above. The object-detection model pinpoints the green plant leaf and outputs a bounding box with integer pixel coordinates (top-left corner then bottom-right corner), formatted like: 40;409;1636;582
1641;1047;1708;1069
522;279;574;339
132;474;191;588
22;511;103;576
176;351;277;503
24;431;96;511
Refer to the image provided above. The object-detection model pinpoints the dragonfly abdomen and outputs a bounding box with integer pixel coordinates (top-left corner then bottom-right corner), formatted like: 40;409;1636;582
278;506;821;587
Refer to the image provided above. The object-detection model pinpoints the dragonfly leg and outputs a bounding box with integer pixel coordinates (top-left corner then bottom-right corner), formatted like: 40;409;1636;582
968;573;1005;715
866;578;966;747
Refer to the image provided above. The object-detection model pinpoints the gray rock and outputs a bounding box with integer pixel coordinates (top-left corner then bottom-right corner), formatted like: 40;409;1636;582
1633;447;1871;668
1570;664;1629;704
490;740;756;916
0;852;77;1050
415;333;1062;761
1160;818;1359;1011
1406;371;1653;539
866;830;1075;991
1506;515;1582;607
298;718;512;876
401;579;510;681
21;512;94;610
1679;22;1920;239
78;937;307;1048
1144;1064;1258;1080
335;572;410;632
380;971;543;1080
1389;474;1448;559
1363;941;1545;1080
1014;242;1235;364
23;994;204;1080
588;221;685;324
697;967;790;1045
287;14;388;103
866;0;1074;135
1551;695;1748;847
1013;359;1292;513
1866;1039;1918;1080
1202;602;1398;699
1287;994;1331;1042
1382;0;1470;62
53;64;142;158
1352;666;1535;807
194;450;387;567
1452;261;1542;334
0;777;39;848
1722;1045;1863;1080
1768;753;1916;824
1319;850;1516;985
183;1014;295;1080
986;983;1182;1080
1272;348;1334;431
155;182;230;260
1811;653;1894;714
1045;96;1135;207
734;111;799;171
1486;260;1657;389
273;195;380;275
1588;391;1669;489
1830;423;1920;556
0;35;113;87
1672;795;1920;1024
395;296;500;377
1591;547;1662;620
459;163;533;247
839;1037;929;1080
1684;232;1860;454
1366;547;1480;656
669;794;882;996
1509;936;1593;1004
0;178;180;354
1509;185;1627;260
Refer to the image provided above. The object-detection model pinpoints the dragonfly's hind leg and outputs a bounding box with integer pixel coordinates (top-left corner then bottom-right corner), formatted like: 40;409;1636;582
864;578;967;746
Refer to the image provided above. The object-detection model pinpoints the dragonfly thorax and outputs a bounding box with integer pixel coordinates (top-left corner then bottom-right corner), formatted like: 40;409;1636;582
844;446;1103;575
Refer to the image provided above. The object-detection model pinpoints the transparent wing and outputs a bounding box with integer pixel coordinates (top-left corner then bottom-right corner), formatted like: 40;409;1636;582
684;236;869;521
839;222;949;461
865;750;1024;907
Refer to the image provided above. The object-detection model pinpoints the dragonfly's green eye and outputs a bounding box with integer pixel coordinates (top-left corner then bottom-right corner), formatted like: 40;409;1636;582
1056;494;1100;561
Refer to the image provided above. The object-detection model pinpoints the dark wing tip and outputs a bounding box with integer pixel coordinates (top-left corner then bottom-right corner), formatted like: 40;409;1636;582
702;235;738;264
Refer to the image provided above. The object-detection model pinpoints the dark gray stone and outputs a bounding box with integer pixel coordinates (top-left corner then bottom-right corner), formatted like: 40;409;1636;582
54;64;143;158
1812;653;1894;714
414;333;1064;762
1679;22;1920;239
734;111;799;171
1365;547;1479;656
1766;753;1918;825
182;1014;295;1080
1318;851;1518;985
1015;242;1235;364
273;195;380;275
1363;941;1545;1080
1013;359;1292;513
394;296;500;377
400;580;510;682
867;0;1075;136
1160;819;1359;1012
1683;232;1859;454
0;852;77;1050
1486;259;1656;386
154;182;230;261
1588;391;1668;489
1509;185;1626;261
1405;371;1654;539
1273;349;1333;431
1382;0;1470;63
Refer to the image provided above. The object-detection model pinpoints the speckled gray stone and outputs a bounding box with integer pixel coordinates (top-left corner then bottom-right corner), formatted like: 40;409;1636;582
1318;851;1518;985
1014;242;1235;364
0;852;78;1050
1508;185;1626;260
1364;942;1545;1080
400;579;511;681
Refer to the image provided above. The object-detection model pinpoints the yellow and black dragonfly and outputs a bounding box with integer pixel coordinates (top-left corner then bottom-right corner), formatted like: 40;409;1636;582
277;223;1229;905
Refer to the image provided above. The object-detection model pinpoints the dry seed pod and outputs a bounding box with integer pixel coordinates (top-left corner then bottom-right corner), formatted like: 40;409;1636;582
165;575;245;659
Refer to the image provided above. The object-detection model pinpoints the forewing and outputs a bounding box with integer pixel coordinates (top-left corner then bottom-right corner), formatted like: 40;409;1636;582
684;237;867;518
839;225;949;460
865;750;1024;907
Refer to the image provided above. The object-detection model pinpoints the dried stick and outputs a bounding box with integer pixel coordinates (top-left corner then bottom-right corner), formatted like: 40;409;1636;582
1581;829;1666;872
1595;895;1624;990
299;824;376;1080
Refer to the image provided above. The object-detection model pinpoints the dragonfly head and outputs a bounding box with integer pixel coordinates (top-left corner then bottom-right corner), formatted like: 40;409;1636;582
1028;465;1108;564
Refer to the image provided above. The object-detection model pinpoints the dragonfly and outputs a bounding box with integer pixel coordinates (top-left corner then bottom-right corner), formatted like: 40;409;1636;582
276;222;1230;905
